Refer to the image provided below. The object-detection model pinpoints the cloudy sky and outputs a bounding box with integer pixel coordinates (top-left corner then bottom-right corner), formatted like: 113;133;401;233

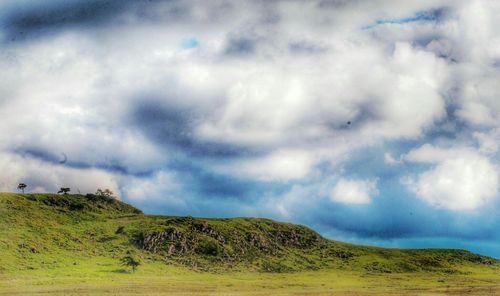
0;0;499;257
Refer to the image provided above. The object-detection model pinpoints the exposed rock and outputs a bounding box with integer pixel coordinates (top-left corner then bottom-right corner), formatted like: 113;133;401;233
132;218;330;271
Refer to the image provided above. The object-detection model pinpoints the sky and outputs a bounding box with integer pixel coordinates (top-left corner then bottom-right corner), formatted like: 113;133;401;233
0;0;499;258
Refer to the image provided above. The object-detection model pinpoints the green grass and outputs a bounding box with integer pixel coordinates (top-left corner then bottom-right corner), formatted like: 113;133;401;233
0;192;498;295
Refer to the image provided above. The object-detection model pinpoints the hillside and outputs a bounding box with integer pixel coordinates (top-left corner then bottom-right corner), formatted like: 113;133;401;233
0;192;499;295
0;192;497;272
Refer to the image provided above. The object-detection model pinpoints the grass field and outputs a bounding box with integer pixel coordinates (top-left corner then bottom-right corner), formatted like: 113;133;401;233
1;193;498;295
2;261;499;295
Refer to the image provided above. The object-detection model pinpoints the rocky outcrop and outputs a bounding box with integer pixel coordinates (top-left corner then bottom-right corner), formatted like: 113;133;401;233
132;217;330;270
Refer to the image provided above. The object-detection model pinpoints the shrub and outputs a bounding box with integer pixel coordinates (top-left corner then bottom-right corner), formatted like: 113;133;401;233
196;237;222;257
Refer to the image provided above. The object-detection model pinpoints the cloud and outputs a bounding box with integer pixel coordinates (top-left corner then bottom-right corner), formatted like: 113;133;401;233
214;149;316;182
331;178;378;205
0;0;195;42
0;151;119;195
224;37;256;56
120;170;185;209
384;152;401;165
474;130;500;154
0;0;453;181
403;145;499;211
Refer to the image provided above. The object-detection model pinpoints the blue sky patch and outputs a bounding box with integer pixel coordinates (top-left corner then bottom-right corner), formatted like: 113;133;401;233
181;37;199;49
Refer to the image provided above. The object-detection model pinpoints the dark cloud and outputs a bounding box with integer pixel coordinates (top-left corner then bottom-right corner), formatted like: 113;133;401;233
317;0;359;9
130;100;257;158
169;160;261;199
12;146;154;177
424;7;450;22
322;99;382;132
423;103;470;141
224;37;256;56
412;35;444;48
132;100;193;147
288;41;328;54
13;147;60;164
3;0;125;41
1;0;182;42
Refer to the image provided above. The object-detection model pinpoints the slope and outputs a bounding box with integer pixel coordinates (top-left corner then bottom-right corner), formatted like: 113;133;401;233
0;192;499;295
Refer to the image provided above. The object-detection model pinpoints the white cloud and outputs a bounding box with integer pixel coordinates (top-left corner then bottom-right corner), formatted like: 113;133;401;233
263;176;336;219
331;178;378;205
196;41;447;150
273;184;315;219
403;145;499;211
451;1;500;128
384;152;401;165
474;130;500;154
0;151;119;195
214;150;316;182
404;143;455;163
120;170;186;207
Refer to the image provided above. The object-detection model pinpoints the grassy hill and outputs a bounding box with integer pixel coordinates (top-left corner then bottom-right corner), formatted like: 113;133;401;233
0;192;499;295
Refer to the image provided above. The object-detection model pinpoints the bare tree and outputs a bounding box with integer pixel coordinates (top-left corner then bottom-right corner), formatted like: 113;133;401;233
17;183;27;193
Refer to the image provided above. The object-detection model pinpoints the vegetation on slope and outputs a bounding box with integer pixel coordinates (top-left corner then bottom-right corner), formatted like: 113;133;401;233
0;192;498;276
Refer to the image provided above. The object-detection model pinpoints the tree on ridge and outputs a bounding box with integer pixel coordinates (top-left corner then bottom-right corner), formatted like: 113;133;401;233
17;183;27;193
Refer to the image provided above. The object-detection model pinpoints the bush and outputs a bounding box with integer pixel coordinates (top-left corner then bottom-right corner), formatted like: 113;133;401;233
196;237;221;257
